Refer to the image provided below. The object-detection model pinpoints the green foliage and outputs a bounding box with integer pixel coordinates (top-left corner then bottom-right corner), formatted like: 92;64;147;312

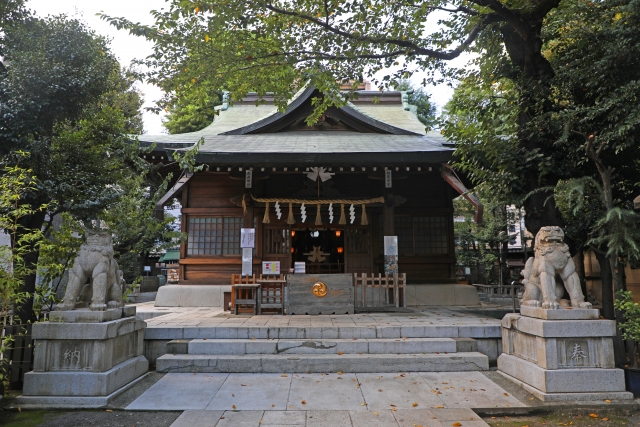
171;139;205;173
35;213;84;316
443;77;524;205
0;152;45;384
0;11;154;328
0;15;118;150
394;80;437;130
615;290;640;344
98;0;558;114
102;173;183;283
454;190;519;284
163;85;221;134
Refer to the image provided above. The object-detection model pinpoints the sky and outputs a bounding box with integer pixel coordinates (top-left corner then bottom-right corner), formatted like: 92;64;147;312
26;0;463;135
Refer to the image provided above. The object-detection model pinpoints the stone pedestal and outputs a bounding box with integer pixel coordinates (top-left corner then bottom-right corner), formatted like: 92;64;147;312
498;307;633;401
17;306;148;408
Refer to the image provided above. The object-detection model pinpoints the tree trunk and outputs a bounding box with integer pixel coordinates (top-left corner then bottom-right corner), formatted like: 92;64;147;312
573;249;588;298
596;250;614;320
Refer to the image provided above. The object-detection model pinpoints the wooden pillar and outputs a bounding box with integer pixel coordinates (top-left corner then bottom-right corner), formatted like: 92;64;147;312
243;192;254;228
383;191;395;236
179;183;189;282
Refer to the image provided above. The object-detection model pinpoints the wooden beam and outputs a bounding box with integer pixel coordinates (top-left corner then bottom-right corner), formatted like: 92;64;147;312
441;164;484;223
154;171;194;220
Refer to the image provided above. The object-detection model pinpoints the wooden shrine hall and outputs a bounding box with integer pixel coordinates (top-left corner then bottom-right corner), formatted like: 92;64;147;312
142;86;482;310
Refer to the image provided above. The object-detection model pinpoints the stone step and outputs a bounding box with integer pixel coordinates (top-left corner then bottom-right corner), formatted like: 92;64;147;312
156;352;490;373
183;338;477;355
145;324;500;341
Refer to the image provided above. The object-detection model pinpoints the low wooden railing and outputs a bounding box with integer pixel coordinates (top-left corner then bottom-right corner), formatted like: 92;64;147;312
353;273;406;309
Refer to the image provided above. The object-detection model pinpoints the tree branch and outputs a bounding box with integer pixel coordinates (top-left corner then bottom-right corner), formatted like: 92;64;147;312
261;2;502;61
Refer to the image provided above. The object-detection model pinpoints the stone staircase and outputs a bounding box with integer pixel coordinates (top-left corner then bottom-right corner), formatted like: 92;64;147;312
155;326;490;373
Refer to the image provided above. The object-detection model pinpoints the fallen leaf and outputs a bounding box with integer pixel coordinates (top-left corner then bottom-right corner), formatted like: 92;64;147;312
301;400;306;405
338;352;344;355
602;418;609;421
338;371;344;375
271;404;275;407
241;384;247;386
412;402;419;407
503;393;509;396
451;423;462;426
281;374;288;377
605;399;612;403
589;413;598;418
374;411;378;416
105;409;113;413
361;402;366;406
232;405;236;409
435;405;444;408
232;394;235;397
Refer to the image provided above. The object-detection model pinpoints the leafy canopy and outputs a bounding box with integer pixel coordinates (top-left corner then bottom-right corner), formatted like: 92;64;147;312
99;0;556;111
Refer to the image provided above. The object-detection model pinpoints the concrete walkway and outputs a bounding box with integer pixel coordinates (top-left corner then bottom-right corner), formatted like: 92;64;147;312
127;371;524;426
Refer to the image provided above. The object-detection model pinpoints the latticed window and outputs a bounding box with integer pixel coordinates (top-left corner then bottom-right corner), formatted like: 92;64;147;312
379;216;450;256
395;217;414;256
187;217;242;255
413;216;448;255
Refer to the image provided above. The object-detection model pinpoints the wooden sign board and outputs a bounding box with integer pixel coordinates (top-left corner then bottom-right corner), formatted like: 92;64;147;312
286;274;354;315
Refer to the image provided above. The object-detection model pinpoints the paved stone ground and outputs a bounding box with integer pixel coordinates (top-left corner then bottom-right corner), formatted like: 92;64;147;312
136;303;502;330
169;408;490;426
120;371;525;426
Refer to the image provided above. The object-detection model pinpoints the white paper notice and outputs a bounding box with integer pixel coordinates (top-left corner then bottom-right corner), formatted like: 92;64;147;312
242;248;253;276
385;170;392;188
240;228;255;248
245;170;253;188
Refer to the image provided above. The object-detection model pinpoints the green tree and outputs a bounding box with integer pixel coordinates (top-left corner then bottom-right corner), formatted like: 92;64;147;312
445;0;640;319
394;80;437;130
0;152;45;384
0;12;145;322
163;85;221;134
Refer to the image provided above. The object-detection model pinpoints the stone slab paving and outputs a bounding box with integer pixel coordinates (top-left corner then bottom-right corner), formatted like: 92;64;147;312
170;408;489;426
136;305;502;340
128;371;524;426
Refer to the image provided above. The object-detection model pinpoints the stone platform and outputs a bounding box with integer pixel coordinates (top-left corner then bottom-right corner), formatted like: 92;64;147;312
137;305;502;372
498;308;633;401
17;306;149;408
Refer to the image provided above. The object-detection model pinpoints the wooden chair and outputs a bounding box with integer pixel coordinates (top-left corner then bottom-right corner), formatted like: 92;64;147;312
231;274;259;315
257;274;287;315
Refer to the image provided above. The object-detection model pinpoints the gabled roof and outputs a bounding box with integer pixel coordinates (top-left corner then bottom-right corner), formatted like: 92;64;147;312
140;85;453;164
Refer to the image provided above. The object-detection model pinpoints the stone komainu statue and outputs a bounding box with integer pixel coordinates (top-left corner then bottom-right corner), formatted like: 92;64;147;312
56;230;123;312
521;226;592;310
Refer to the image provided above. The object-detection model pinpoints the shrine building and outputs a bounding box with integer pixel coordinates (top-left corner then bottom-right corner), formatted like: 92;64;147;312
141;86;481;308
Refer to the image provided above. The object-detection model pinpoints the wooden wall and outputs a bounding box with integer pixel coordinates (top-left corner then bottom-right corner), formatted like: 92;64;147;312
178;169;455;285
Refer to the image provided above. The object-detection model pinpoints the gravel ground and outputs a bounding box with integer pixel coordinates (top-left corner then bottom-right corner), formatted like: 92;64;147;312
484;408;640;426
0;410;181;427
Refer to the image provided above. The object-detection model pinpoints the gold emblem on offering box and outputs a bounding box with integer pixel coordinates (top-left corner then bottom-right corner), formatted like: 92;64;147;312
312;282;328;298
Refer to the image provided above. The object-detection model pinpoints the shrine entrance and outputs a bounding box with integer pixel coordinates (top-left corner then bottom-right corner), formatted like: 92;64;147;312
290;228;345;274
